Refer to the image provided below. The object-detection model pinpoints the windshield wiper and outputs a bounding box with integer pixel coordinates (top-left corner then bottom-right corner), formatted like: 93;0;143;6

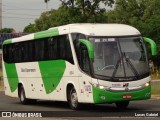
111;57;122;79
125;57;139;78
112;53;140;79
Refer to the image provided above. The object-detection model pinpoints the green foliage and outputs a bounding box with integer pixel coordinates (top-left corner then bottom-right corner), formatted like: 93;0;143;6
107;0;160;57
34;8;82;31
24;0;114;32
60;0;114;22
23;24;37;33
0;28;14;33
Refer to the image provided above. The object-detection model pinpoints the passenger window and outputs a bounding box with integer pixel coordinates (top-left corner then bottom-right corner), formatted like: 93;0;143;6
3;34;74;64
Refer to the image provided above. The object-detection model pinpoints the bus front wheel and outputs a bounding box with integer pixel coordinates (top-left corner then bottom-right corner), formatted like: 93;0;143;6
115;101;129;109
68;87;80;110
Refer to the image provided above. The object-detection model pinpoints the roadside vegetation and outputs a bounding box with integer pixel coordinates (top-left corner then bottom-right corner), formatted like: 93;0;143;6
152;83;160;95
0;69;3;91
150;69;160;96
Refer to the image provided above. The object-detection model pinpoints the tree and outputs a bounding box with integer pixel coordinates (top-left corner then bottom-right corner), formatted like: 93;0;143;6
107;0;160;41
33;7;83;31
107;0;146;23
29;0;115;31
60;0;114;22
23;23;37;33
0;28;15;33
107;0;160;66
34;9;58;31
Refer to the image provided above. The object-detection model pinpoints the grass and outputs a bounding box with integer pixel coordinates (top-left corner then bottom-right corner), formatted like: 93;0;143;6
151;82;160;95
150;68;160;80
151;69;160;95
151;73;160;80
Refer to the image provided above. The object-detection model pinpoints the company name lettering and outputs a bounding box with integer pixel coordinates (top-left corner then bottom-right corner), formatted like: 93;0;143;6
21;68;36;72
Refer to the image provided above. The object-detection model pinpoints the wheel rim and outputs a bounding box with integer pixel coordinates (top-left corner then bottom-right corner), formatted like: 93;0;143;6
70;89;78;108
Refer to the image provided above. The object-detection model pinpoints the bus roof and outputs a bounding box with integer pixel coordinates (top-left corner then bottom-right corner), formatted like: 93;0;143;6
50;23;141;36
3;24;141;45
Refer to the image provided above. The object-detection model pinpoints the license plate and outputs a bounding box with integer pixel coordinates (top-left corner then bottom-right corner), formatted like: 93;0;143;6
123;94;132;99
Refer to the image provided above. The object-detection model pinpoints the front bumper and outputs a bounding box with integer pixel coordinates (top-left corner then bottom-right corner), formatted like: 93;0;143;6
92;85;151;104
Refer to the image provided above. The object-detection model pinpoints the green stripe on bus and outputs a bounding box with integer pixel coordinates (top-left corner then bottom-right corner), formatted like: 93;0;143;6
39;60;66;94
92;85;151;103
3;39;12;45
34;28;59;39
4;63;19;92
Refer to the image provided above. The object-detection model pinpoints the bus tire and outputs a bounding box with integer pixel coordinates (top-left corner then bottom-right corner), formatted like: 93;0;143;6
68;87;80;110
19;86;30;105
115;101;129;109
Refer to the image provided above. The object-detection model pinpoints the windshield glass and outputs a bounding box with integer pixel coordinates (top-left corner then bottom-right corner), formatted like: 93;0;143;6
89;37;149;79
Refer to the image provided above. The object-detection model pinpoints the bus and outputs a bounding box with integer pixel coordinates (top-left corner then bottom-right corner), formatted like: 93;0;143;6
2;24;157;110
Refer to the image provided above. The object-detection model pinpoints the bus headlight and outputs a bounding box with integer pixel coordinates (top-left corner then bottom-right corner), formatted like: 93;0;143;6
92;83;110;90
99;85;105;89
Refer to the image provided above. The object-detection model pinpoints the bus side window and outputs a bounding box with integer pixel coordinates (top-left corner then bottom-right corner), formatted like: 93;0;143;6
28;41;34;62
59;36;66;59
13;43;20;63
48;37;58;60
59;35;74;64
8;44;13;63
3;45;9;63
65;35;74;64
82;50;90;73
23;43;28;62
35;40;45;61
72;33;87;68
73;40;88;72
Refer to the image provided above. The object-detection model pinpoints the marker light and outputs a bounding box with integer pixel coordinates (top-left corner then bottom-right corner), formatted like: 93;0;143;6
145;82;150;87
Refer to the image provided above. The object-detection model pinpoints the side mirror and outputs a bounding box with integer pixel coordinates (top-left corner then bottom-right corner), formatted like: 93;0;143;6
79;39;94;60
143;37;157;56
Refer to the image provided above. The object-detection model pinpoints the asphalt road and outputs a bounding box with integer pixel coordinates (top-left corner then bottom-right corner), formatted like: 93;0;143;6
0;91;160;120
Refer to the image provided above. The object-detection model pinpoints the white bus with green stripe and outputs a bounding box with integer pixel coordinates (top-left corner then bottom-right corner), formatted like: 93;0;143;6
2;24;156;109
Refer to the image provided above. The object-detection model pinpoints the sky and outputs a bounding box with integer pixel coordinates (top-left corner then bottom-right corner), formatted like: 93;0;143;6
2;0;61;32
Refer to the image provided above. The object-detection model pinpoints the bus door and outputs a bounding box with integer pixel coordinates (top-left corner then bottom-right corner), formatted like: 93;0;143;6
79;45;93;102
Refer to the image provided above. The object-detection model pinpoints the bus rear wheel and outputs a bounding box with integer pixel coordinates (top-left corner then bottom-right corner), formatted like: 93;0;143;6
115;101;129;109
19;86;30;104
68;87;80;110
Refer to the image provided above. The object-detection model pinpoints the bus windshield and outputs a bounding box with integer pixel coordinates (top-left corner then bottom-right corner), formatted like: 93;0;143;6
89;36;149;80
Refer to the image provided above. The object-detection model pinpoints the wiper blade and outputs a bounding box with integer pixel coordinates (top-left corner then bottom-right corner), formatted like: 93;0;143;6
125;57;139;78
111;53;140;79
111;58;121;78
